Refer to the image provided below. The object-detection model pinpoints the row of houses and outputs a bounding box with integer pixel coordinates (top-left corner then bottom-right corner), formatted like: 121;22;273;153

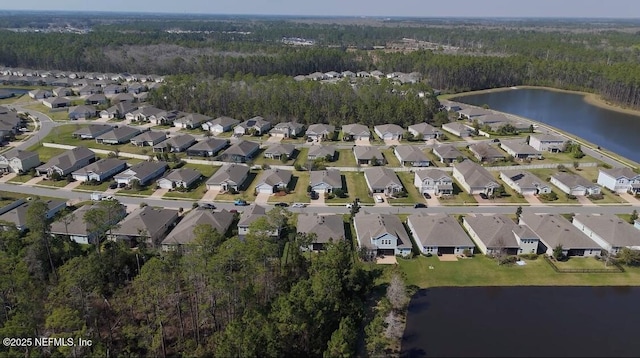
293;70;422;84
0;66;164;85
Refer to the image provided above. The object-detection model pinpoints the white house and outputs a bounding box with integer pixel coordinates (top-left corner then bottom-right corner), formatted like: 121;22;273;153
572;214;640;255
452;160;500;195
157;168;202;189
499;170;551;196
462;214;538;256
413;169;454;196
407;122;441;140
528;133;567;152
0;149;40;174
550;172;601;196
254;168;292;194
519;213;602;257
205;163;249;192
374;124;404;141
597;167;640;194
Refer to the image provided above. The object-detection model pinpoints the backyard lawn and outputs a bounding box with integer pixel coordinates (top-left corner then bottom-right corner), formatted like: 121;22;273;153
293;147;309;167
438;180;478;205
27;144;66;162
267;171;310;204
388;172;424;205
75;181;112;192
381;148;401;167
333;149;357;167
552;257;618;271
253;148;297;166
324;172;372;204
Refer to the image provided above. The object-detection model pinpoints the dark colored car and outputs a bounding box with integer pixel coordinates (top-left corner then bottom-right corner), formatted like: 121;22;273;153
201;203;216;209
118;182;126;188
108;182;118;189
414;203;427;208
423;193;432;199
310;191;319;200
479;193;489;200
274;202;289;207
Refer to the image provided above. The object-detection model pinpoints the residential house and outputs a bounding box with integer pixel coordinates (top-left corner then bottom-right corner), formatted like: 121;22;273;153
149;110;184;125
130;131;167;147
353;146;385;166
110;93;135;103
364;167;403;195
161;209;234;251
36;146;95;177
307;72;327;81
457;107;490;120
43;97;70;109
114;161;168;186
153;134;197;153
413;169;453;196
186;138;228;157
452;160;500;195
341;124;370;141
174;113;211;129
263;143;296;160
370;70;385;79
237;204;280;238
127;83;147;94
309;169;342;193
205;163;249;191
28;89;52;99
71;158;127;182
0;149;39;174
305;124;335;141
50;203;126;244
408;122;441;140
72;124;113;139
221;140;260;163
353;212;412;258
125;106;164;122
550;172;601;196
432;145;465;165
255;168;292;194
500;140;542;160
77;85;102;96
68;105;97;120
407;213;475;255
0;199;66;232
528;133;567;152
463;214;538;256
52;87;72;97
269;122;306;138
297;214;346;251
307;145;336;161
394;145;430;167
234;116;272;136
95;126;142;145
597;167;640;194
572;214;640;255
441;122;472;138
499;170;551;196
103;84;124;95
0;111;22;141
374;124;404;141
519;213;602;257
468;143;505;162
202;116;240;134
157;168;202;189
356;71;370;78
85;93;108;105
109;206;179;247
100;102;137;120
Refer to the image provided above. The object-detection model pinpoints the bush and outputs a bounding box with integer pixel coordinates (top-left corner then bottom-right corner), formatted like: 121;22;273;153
519;253;538;260
588;193;604;200
566;194;577;200
539;192;558;201
499;256;518;265
462;248;473;257
425;253;432;257
294;164;304;171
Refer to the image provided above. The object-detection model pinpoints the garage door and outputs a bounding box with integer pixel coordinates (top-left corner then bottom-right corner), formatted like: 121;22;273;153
377;249;395;256
257;186;273;194
439;247;455;255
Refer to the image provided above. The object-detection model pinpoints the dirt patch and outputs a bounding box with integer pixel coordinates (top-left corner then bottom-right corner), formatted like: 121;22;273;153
438;254;459;262
376;255;398;265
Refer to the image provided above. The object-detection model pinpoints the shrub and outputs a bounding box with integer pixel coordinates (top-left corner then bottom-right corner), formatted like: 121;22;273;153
462;248;473;257
425;253;432;257
539;192;558;201
519;253;538;260
499;256;518;265
566;194;577;200
294;164;303;171
588;193;604;200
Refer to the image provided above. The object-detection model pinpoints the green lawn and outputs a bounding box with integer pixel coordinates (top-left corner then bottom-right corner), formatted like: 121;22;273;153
331;171;374;204
75;181;112;192
423;150;444;167
574;167;628;204
0;94;34;106
36;179;71;188
0;191;57;207
253;148;297;166
293;147;309;167
438;179;478;205
388;172;424;205
552;257;618;271
23;103;69;121
214;170;261;202
118;186;156;197
489;172;529;204
7;174;35;184
163;164;221;200
381;148;401;167
399;255;640;288
267;171;311;204
28;145;67;162
540;151;599;164
333;149;357;167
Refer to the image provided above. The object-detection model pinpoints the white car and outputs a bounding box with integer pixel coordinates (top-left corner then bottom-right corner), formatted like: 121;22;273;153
346;203;353;209
291;203;307;208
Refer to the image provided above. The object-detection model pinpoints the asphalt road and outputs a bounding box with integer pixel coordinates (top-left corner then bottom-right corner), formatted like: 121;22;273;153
7;103;58;150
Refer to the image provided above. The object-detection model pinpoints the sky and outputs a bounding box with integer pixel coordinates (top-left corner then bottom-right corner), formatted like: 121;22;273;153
1;0;640;18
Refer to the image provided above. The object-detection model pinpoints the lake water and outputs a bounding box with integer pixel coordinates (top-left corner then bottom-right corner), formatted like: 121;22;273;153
402;286;640;357
454;88;640;163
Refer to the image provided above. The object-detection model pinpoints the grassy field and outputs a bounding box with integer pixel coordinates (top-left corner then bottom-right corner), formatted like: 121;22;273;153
333;149;357;167
27;144;66;162
23;103;69;121
398;255;640;288
388;172;424;205
0;94;35;106
332;171;374;204
75;181;112;192
118;186;156;197
439;179;478;205
552;257;617;270
267;171;310;204
253;148;297;166
423;150;445;167
163;164;221;200
7;174;35;184
36;179;72;188
381;148;401;167
489;172;529;204
293;147;309;167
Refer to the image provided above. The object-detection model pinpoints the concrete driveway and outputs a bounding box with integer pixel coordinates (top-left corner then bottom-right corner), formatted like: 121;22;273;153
151;188;170;198
524;195;545;206
355;138;371;146
266;136;282;143
0;173;17;183
576;195;595;206
255;192;271;204
23;176;44;186
61;180;83;191
426;195;441;207
620;193;640;204
384;139;401;146
309;193;325;206
202;188;220;201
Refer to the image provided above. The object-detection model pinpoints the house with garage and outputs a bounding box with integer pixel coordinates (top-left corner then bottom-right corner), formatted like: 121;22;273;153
103;84;124;95
413;169;454;196
96;126;142;145
77;85;102;96
297;214;346;251
441;122;473;138
127;83;147;94
108;206;179;247
407;122;441;140
468;143;506;162
68;105;97;120
130;131;167;147
100;102;137;120
394;145;430;167
202;116;240;134
221;140;260;163
125;106;164;122
463;214;539;256
0;199;67;232
519;213;602;257
310;169;342;194
353;146;385;166
85;93;108;105
0;149;39;174
550;172;601;196
110;93;136;104
597;167;640;194
407;213;475;255
500;139;542;160
353;212;412;259
374;124;404;141
269;122;306;138
237;204;280;238
157;168;202;189
36;146;95;177
114;161;168;186
52;87;72;97
149;110;184;125
186;138;228;157
305;123;335;141
528;133;567;152
307;145;336;161
341;124;370;141
205;163;249;192
500;170;551;196
174;113;211;129
161;209;234;251
71;158;127;182
432;145;465;165
364;167;404;196
50;203;127;245
43;97;70;109
72;124;113;140
234;116;272;136
452;160;500;195
263;143;296;160
457;107;490;120
153;134;197;153
28;89;52;99
255;168;292;194
572;214;640;255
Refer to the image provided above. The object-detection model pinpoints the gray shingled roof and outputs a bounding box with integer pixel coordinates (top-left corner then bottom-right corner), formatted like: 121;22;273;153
500;139;541;156
394;145;429;162
264;143;295;157
353;146;384;161
463;214;522;249
306;123;335;135
206;164;249;186
187;138;228;152
37;146;95;173
408;213;475;248
162;209;234;246
297;214;345;244
573;214;640;248
111;206;178;240
520;213;600;250
97;126;141;141
354;212;411;250
1;149;38;161
223;140;260;157
433;145;464;160
210;116;240;128
364;167;402;189
161;168;201;183
50;203;126;237
342;123;370;136
415;169;452;182
257;168;292;187
500;170;548;191
310;169;342;188
73;124;113;137
454;160;498;188
307;145;336;158
600;167;640;180
551;172;597;189
374;124;404;136
469;143;505;160
238;204;267;227
154;134;196;150
131;131;166;143
408;122;440;136
71;158;126;177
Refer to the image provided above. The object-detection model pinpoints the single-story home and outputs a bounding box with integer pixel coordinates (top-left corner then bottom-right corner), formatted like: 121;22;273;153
499;170;551;196
462;214;537;256
153;134;197;153
43;97;70;109
413;169;454;196
72;124;113;139
234;116;272;136
432;145;465;164
297;214;346;251
255;168;292;194
341;124;370;141
237;204;280;238
500;140;542;160
374;124;404;141
205;163;249;192
353;146;385;166
220;140;260;163
452;160;500;195
442;122;473;138
161;209;234;251
0;199;67;232
157;168;202;189
0;149;40;174
185;138;229;157
36;146;96;178
130;131;167;147
597;167;640;194
263;143;296;160
269;122;306;138
100;102;137;120
28;89;52;99
108;206;179;247
95;126;142;145
85;93;108;105
407;213;475;255
353;212;412;259
468;143;506;162
68;105;98;120
50;203;127;244
202;116;240;134
550;172;601;196
71;158;127;182
307;145;336;161
519;213;602;257
572;214;640;255
394;145;430;167
114;161;168;186
364;167;403;196
309;169;342;193
305;124;335;141
408;122;441;140
174;113;211;129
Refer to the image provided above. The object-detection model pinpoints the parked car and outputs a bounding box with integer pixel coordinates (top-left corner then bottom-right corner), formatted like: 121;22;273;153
108;182;118;189
414;203;427;208
201;203;216;209
375;195;384;203
310;191;319;200
423;192;432;199
291;203;307;208
346;203;353;209
118;182;126;188
234;199;248;206
274;202;289;207
479;193;489;200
